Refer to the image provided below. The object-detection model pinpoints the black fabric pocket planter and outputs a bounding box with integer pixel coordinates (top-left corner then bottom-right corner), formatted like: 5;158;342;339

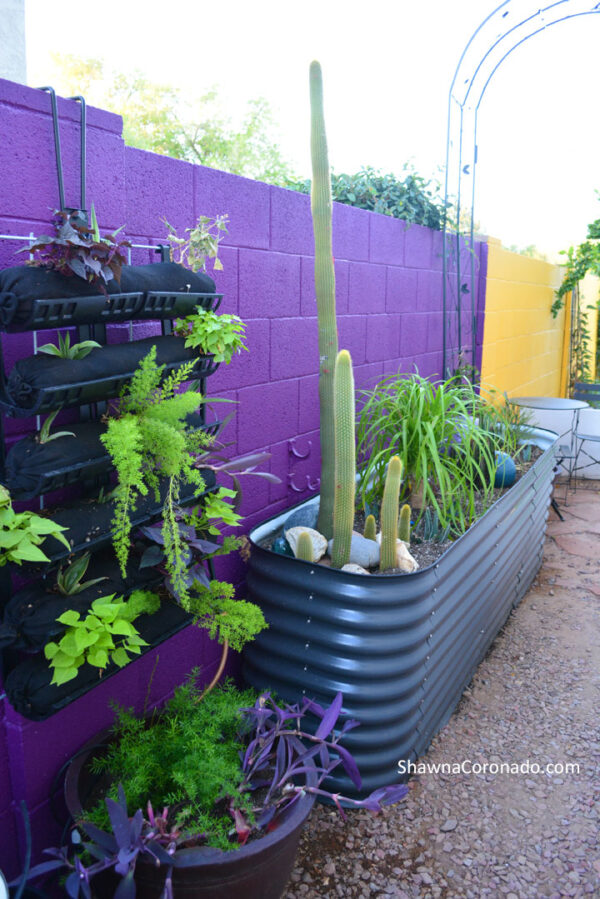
3;334;218;416
18;468;218;569
0;263;219;332
0;548;161;651
4;421;110;500
3;598;192;721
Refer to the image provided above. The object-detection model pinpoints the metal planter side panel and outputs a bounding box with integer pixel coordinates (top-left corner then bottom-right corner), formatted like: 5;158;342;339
244;432;557;796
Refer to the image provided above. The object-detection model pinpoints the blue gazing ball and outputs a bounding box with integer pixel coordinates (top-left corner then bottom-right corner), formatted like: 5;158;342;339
272;536;294;557
494;451;516;488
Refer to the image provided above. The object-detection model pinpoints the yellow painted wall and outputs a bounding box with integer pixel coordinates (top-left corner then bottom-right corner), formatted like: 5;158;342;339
480;238;567;398
580;272;599;382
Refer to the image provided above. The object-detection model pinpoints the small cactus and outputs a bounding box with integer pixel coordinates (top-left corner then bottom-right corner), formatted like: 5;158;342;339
364;514;377;542
331;350;356;568
295;531;314;562
380;456;403;571
399;504;411;544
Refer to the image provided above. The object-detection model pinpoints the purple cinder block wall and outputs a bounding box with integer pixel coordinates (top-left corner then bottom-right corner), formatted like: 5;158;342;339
0;78;487;879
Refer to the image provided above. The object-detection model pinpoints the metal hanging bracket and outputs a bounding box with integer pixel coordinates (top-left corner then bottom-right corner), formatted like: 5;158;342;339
38;86;87;223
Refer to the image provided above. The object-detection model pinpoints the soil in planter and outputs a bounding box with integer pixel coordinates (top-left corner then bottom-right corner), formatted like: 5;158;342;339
267;446;543;573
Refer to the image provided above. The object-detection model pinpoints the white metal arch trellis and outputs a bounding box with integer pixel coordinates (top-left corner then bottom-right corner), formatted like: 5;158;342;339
442;0;600;378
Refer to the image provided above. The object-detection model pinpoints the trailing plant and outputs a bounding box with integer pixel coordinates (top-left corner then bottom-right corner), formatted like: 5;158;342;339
100;347;212;589
310;60;339;540
0;485;70;565
83;675;407;862
288;164;448;230
38;408;75;445
356;373;504;537
56;552;108;596
174;309;248;364
18;205;129;289
180;580;266;652
399;503;411;544
44;590;160;686
380;456;403;571
162;213;229;273
331;350;356;568
37;331;101;360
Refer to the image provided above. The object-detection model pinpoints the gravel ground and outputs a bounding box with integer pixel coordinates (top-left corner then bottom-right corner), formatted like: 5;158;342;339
284;483;600;899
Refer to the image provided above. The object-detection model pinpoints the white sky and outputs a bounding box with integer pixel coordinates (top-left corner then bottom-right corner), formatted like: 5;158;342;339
23;0;600;259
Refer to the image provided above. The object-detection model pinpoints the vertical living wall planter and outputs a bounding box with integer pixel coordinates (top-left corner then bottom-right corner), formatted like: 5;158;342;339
0;261;223;721
243;428;558;797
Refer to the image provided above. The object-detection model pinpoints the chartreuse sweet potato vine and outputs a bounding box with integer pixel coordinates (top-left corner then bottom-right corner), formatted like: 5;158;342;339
44;590;160;686
100;347;213;584
0;485;70;565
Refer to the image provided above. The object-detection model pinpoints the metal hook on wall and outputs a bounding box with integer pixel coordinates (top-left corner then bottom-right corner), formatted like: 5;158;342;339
38;87;87;222
288;437;312;460
288;473;320;493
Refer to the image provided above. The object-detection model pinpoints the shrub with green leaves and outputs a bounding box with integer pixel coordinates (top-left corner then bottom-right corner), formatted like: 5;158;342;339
100;347;212;582
44;590;160;686
0;485;70;565
287;165;448;230
175;310;248;364
356;374;507;537
88;676;258;851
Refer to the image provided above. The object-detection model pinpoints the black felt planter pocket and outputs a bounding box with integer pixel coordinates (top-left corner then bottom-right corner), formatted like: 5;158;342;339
0;263;218;331
3;334;217;415
0;550;161;650
3;599;192;721
19;468;217;567
4;422;109;499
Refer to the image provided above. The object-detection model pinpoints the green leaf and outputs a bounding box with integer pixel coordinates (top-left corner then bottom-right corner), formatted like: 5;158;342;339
111;646;132;667
51;666;79;686
57;610;81;627
44;641;59;660
110;619;136;637
10;541;50;563
87;648;109;668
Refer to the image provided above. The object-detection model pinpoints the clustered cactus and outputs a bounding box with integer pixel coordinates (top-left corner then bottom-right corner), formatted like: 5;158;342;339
331;350;356;568
295;531;314;563
364;514;377;542
399;503;411;544
310;60;339;541
380;457;403;571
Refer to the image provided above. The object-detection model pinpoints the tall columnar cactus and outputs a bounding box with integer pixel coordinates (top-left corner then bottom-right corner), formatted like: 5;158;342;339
399;504;411;544
310;60;339;540
380;456;403;571
364;514;377;542
331;350;355;569
295;531;314;563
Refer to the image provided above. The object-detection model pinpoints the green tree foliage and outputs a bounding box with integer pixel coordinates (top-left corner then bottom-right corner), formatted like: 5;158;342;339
287;164;449;230
49;54;295;185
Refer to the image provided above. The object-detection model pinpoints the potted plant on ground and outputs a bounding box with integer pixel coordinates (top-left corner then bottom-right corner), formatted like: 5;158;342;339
18;675;406;898
242;61;558;797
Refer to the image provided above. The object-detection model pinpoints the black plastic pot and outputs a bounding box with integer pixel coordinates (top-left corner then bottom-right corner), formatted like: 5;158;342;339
0;262;220;332
64;731;317;899
243;428;558;797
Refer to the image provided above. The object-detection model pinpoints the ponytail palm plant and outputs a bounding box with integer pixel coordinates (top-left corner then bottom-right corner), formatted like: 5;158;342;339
356;373;505;537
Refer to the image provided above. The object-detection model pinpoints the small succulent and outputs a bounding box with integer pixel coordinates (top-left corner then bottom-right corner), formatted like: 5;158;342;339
56;552;108;596
38;331;101;360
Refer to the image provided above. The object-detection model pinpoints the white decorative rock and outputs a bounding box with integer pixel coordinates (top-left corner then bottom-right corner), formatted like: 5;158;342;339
327;534;380;569
341;563;370;575
285;526;328;562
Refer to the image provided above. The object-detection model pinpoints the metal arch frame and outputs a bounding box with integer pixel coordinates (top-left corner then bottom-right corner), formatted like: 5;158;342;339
442;0;600;379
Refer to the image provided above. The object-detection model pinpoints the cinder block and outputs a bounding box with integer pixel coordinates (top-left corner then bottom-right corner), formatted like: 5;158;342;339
348;261;386;314
369;214;406;265
271;317;318;380
239;250;301;319
270;187;313;255
237;379;299;453
386;267;418;313
195;168;270;250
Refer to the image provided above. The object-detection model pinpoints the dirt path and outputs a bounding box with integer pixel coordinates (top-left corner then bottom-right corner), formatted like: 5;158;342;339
285;484;600;899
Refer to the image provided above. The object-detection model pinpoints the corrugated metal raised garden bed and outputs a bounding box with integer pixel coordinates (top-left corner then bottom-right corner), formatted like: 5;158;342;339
243;427;558;797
